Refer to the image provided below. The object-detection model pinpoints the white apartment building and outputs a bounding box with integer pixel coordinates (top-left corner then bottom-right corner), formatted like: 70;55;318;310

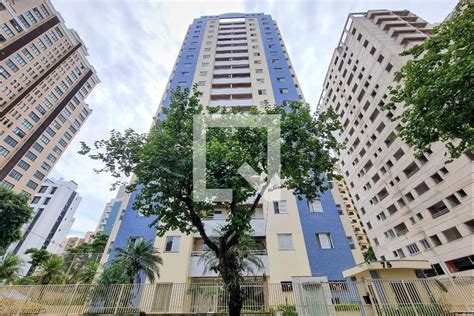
319;9;473;277
8;178;81;274
95;185;126;235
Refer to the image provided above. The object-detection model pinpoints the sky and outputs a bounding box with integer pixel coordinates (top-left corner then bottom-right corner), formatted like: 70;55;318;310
49;0;457;237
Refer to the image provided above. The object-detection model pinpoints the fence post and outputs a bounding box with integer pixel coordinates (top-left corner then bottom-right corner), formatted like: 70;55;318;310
363;280;380;316
16;285;33;316
447;276;469;312
66;283;79;315
114;284;126;315
401;280;419;316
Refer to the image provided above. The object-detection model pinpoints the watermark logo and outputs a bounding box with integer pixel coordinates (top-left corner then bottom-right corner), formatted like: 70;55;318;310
193;114;281;202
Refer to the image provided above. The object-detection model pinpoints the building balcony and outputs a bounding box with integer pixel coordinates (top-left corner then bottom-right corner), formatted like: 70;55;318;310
215;52;249;59
216;39;247;46
210;87;252;95
217;33;246;40
208;98;254;108
189;250;269;277
214;60;250;67
193;217;265;237
212;77;251;85
213;68;250;75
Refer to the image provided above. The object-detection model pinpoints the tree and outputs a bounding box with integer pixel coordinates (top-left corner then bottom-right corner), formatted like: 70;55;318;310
35;255;66;284
80;88;342;315
97;260;129;285
0;187;32;255
386;1;474;160
114;240;163;283
363;246;377;263
25;248;52;274
0;253;23;284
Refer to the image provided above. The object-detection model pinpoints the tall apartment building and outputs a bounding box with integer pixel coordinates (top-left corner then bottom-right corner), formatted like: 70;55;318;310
0;0;99;196
96;185;126;235
319;9;473;276
332;176;371;264
8;178;81;274
103;13;359;284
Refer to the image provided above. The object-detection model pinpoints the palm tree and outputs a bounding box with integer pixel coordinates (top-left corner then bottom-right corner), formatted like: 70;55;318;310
114;240;162;283
199;233;264;276
36;255;66;284
0;253;23;284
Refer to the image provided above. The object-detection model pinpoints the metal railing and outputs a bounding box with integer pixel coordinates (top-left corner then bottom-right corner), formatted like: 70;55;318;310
0;277;471;315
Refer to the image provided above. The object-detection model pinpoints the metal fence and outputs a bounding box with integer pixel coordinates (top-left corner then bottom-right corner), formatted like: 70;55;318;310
0;277;472;315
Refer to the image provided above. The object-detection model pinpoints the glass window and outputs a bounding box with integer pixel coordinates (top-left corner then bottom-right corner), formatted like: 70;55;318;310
26;11;38;24
273;200;287;214
32;142;43;153
0;146;10;157
5;59;18;72
41;162;51;171
9;170;22;181
25;151;37;161
2;180;15;190
21;48;33;61
14;54;26;66
40;135;50;144
30;43;40;55
0;66;10;79
164;236;181;252
407;243;420;255
31;196;41;204
13;127;26;138
26;180;38;190
309;198;323;213
33;171;45;180
17;160;30;171
316;233;334;249
19;15;30;28
4;136;18;148
1;23;14;37
277;233;294;250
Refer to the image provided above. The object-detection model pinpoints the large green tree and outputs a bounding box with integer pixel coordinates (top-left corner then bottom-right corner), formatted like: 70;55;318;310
0;187;32;255
80;88;342;315
387;1;474;159
25;248;52;275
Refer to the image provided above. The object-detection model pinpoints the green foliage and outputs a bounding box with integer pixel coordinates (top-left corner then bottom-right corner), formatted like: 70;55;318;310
275;304;297;316
114;240;163;283
35;255;66;284
0;253;23;284
79;88;342;314
363;246;377;263
387;1;474;160
334;303;360;311
381;304;446;315
66;232;108;256
25;248;52;274
97;260;129;285
0;187;32;255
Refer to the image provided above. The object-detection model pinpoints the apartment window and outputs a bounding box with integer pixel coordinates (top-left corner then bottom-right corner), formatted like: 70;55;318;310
17;160;30;171
407;243;420;255
316;233;334;249
1;23;14;37
129;236;144;245
164;236;181;252
26;180;38;190
9;170;22;181
256;78;264;83
43;197;51;205
377;54;384;63
385;63;393;72
26;11;38;24
393;148;404;161
403;162;419;178
277;77;286;83
0;66;10;79
442;227;462;242
31;196;41;204
279;88;288;94
277;233;294;250
347;236;355;249
41;162;51;171
373;238;379;246
14;53;26;66
25;151;37;161
2;180;14;190
5;59;18;72
33;171;45;180
50;187;57;194
40;135;50;145
394;222;408;236
420;239;431;250
396;248;406;258
258;89;267;95
199;71;207;76
308;198;323;213
431;172;443;184
30;44;40;55
273;200;288;214
254;60;262;64
430;235;442;247
465;219;474;233
255;69;263;73
428;201;449;218
414;182;429;196
281;281;293;292
0;146;10;157
13;128;26;139
4;136;18;148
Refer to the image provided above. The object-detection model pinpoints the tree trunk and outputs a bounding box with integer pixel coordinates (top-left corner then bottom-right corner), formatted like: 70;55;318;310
228;282;243;316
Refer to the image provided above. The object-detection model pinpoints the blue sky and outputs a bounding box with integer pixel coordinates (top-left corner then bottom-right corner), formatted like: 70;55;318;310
49;0;457;237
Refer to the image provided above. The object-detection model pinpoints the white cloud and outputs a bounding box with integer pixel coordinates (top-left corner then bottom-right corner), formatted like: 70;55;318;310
49;0;456;237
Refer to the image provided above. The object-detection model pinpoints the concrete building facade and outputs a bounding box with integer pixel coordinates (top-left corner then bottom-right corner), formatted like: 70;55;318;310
319;9;473;276
0;0;99;197
8;178;81;274
104;13;359;284
96;185;126;235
